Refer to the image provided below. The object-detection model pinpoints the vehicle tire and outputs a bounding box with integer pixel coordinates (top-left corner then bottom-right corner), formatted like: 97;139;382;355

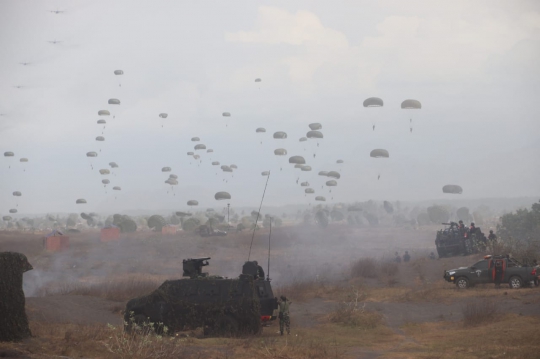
455;277;470;289
508;276;523;289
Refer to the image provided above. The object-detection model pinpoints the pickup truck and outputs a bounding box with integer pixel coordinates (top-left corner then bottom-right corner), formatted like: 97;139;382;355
444;255;538;289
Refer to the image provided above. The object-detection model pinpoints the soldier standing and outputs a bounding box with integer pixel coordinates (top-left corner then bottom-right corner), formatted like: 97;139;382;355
403;251;411;262
394;252;402;263
429;252;436;260
488;230;497;242
278;295;291;335
493;259;504;288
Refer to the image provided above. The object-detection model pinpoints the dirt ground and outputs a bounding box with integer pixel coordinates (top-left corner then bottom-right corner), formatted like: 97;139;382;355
1;226;539;358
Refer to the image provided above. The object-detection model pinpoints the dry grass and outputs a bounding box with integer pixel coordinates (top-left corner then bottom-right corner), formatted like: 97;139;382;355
327;288;382;329
351;257;379;279
462;299;499;327
35;276;162;301
275;279;345;302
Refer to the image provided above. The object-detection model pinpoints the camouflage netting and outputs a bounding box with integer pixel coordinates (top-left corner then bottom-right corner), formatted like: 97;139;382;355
0;252;33;342
125;275;261;336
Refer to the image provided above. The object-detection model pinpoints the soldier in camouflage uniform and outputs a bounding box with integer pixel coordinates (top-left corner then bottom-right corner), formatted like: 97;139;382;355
278;295;291;335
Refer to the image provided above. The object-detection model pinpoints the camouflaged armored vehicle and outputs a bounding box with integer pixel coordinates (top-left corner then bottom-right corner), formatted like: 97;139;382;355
435;222;485;258
124;258;277;336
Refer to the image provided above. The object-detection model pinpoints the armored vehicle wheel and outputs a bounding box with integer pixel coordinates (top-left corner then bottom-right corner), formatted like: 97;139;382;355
455;277;469;289
508;276;523;289
206;315;239;336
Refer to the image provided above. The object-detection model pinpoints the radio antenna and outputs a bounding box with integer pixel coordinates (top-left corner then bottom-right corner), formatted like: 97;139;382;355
267;216;272;281
248;171;270;261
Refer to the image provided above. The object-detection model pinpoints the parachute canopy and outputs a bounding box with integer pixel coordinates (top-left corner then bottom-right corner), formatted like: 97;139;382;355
273;131;287;139
109;162;118;168
102;179;110;184
221;165;232;172
113;186;121;190
299;137;307;142
301;165;312;172
261;171;270;176
370;149;389;158
363;97;383;107
306;130;323;139
326;180;337;186
76;199;87;204
207;149;213;153
255;78;261;82
288;156;306;164
194;144;206;150
442;185;463;194
165;179;178;185
3;216;12;221
327;171;341;179
230;164;238;169
212;161;220;166
274;148;287;156
12;191;21;196
98;110;110;116
4;152;14;157
97;119;106;124
96;136;105;141
222;112;231;117
162;167;171;172
159;113;168;118
187;152;194;156
169;174;178;179
309;123;322;130
315;196;326;201
336;159;344;164
318;171;329;176
305;188;315;194
108;98;120;105
99;169;110;175
9;209;17;213
256;127;266;133
300;181;309;187
401;99;421;109
191;137;200;142
187;200;199;206
214;191;231;201
114;70;123;75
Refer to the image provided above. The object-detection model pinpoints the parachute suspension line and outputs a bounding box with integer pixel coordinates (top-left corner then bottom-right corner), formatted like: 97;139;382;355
267;217;272;281
247;171;270;261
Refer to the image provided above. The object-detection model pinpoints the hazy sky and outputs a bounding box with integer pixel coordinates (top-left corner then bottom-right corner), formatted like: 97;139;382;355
1;0;539;215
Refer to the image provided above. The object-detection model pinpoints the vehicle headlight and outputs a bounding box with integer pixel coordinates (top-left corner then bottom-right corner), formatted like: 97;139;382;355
450;276;455;280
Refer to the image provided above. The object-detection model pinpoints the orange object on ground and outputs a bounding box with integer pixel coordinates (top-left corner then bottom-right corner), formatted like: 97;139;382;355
100;227;120;242
162;226;177;235
42;231;69;251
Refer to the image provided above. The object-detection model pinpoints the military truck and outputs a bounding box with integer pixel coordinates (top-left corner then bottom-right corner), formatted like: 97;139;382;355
444;255;539;289
124;258;277;336
198;224;227;237
435;222;486;258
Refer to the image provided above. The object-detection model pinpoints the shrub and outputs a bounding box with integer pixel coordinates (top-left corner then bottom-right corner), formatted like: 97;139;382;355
351;258;378;279
328;288;380;329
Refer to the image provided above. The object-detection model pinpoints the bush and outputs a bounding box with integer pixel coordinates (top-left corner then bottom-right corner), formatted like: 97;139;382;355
427;205;450;224
351;258;378;279
182;217;200;231
328;288;380;329
147;215;166;232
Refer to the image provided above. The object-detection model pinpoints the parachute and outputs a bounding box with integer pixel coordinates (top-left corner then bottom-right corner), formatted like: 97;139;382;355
187;200;199;206
86;152;98;157
261;171;270;176
193;155;200;160
215;191;231;200
383;201;394;214
102;179;110;185
306;130;323;139
4;152;14;157
326;180;337;186
288;156;306;164
12;191;21;196
309;123;322;131
212;161;220;166
370;149;389;158
401;99;421;109
114;70;123;75
294;164;303;169
363;97;383;107
96;136;105;141
256;128;266;133
318;171;328;176
442;185;463;194
273;131;287;139
274;148;287;156
230;164;238;169
194;144;206;150
301;165;312;171
76;199;87;204
187;152;194;156
255;78;261;82
159;113;168;118
315;196;326;201
165;179;178;185
191;137;200;142
3;216;12;221
221;165;232;172
97;119;106;124
9;209;17;213
222;112;231;117
20;158;28;162
327;171;341;179
113;186;121;190
108;99;120;105
299;137;307;142
98;110;110;116
109;162;118;168
169;174;178;179
336;159;344;164
305;188;315;194
300;182;309;187
162;167;171;172
207;149;213;153
99;169;110;175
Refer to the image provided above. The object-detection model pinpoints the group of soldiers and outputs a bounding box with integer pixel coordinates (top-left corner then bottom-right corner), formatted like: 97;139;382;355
449;220;497;243
394;251;411;263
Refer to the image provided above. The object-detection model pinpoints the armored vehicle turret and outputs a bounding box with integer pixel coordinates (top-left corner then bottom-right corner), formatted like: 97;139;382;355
124;258;277;336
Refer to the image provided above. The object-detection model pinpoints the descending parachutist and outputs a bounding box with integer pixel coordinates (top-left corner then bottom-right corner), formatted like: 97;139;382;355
410;128;413;133
373;125;375;131
280;167;282;171
378;174;380;180
317;143;319;147
313;154;316;158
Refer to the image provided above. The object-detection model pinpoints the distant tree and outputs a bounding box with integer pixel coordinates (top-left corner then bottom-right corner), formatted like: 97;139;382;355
315;211;329;228
169;214;181;225
456;207;471;222
427;205;450;224
497;200;540;242
330;210;344;222
147;215;166;232
363;212;379;226
182;217;200;231
236;223;246;232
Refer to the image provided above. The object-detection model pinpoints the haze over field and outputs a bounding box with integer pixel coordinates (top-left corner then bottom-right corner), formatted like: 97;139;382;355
1;0;539;215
